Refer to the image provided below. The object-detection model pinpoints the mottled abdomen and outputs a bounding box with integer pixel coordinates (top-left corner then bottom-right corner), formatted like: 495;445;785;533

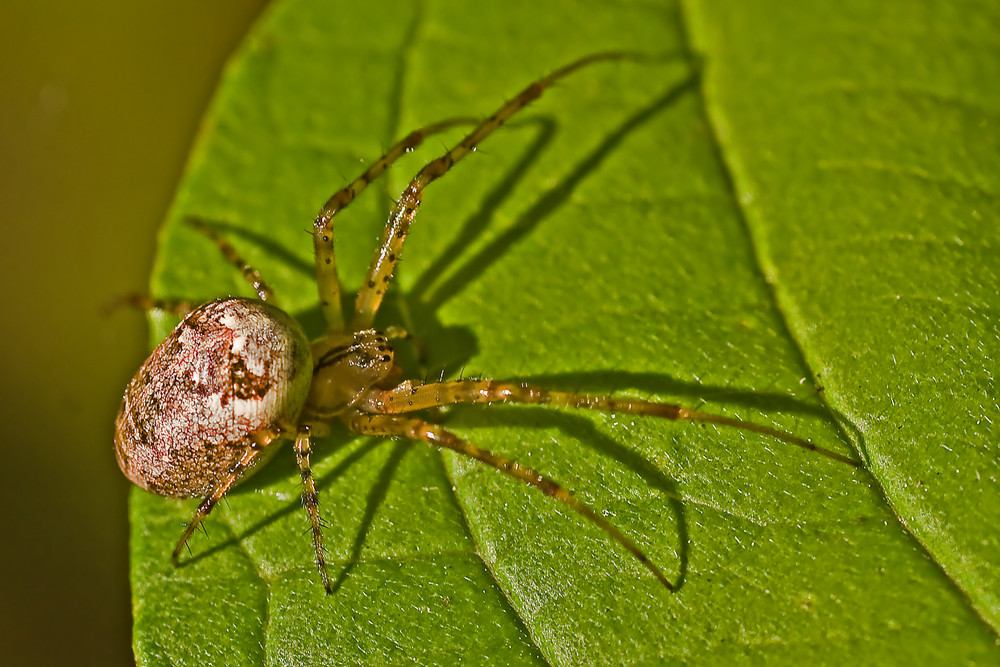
115;298;313;498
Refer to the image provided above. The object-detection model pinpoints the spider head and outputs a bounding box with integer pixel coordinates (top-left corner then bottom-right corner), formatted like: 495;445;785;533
305;330;395;418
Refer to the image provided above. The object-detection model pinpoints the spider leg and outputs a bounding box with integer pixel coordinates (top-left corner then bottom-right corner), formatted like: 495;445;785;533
103;294;196;317
314;117;479;334
361;379;862;467
171;431;279;566
344;411;674;590
187;217;275;302
293;425;332;593
111;218;275;320
350;51;651;330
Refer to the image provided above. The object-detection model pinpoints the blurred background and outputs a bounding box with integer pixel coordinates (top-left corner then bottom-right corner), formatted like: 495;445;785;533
0;2;269;663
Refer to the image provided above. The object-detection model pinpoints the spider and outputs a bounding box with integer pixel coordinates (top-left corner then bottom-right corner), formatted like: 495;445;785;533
115;51;860;594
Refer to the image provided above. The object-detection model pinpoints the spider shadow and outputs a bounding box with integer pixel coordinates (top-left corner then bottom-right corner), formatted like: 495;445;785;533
384;72;707;587
181;401;691;590
189;217;315;282
176;67;729;591
408;68;703;315
520;369;836;421
175;362;844;593
378;68;705;383
404;112;557;310
177;433;414;594
445;403;691;587
425;368;850;591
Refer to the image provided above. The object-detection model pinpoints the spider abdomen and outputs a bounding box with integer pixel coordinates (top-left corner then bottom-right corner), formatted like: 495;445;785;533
115;298;313;498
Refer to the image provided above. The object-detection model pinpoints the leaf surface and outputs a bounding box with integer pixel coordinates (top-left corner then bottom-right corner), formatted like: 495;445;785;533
129;0;1000;664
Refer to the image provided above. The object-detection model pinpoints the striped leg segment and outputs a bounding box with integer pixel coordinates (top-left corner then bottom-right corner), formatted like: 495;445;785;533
187;218;275;302
350;51;651;330
104;294;196;317
362;379;861;467
313;118;478;333
294;425;332;593
344;411;674;590
171;430;281;565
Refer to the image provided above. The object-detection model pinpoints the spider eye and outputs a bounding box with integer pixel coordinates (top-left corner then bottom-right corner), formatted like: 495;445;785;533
305;329;396;417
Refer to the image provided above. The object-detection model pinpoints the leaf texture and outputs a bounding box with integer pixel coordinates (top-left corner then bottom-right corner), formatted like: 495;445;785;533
129;0;1000;664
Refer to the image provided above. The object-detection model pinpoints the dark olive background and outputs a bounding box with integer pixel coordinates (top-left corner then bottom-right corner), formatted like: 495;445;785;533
0;3;269;664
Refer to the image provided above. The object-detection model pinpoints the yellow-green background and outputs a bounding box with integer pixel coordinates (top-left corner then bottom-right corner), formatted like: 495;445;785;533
0;3;268;664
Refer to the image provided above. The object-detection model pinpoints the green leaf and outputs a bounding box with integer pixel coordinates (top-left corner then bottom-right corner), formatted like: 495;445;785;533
685;0;1000;638
129;0;1000;664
